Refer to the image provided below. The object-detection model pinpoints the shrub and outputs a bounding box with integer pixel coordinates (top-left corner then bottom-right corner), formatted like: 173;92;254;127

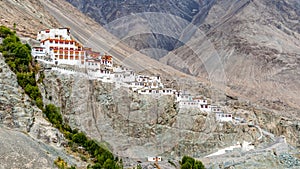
72;132;87;145
180;156;205;169
44;104;63;128
0;25;14;38
54;156;68;169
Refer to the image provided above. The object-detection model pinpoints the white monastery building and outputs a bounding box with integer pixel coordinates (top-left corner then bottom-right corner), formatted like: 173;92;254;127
147;156;162;162
32;28;231;122
37;28;71;41
32;28;85;66
216;113;233;122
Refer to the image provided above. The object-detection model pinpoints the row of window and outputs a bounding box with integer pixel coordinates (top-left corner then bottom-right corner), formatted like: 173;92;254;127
51;47;76;50
140;90;174;93
34;49;44;52
87;61;113;66
56;55;80;60
48;40;75;45
218;114;232;118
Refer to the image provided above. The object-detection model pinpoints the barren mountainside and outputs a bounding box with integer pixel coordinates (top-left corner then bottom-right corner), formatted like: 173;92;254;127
0;0;60;38
0;0;300;168
66;0;300;115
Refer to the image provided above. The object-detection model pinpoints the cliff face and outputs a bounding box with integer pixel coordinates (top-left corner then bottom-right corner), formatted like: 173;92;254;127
40;68;300;160
41;70;249;158
0;54;82;168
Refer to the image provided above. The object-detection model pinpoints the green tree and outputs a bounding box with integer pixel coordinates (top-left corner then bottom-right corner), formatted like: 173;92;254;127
0;25;14;38
180;156;205;169
44;104;63;128
181;162;192;169
137;164;142;169
72;132;87;145
102;159;115;169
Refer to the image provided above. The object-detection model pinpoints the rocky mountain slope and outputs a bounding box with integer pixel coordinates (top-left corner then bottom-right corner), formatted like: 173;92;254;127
40;0;195;79
40;64;300;168
66;0;300;116
66;0;202;59
0;53;83;168
0;0;60;38
164;0;300;115
0;0;300;168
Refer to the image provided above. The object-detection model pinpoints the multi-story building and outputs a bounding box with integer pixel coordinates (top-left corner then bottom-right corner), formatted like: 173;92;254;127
37;28;71;41
32;28;85;66
176;92;212;112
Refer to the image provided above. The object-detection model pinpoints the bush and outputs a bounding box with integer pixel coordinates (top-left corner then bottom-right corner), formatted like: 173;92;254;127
1;26;43;109
72;132;87;145
181;162;192;169
35;97;43;109
0;25;14;38
180;156;205;169
44;104;63;128
54;156;68;169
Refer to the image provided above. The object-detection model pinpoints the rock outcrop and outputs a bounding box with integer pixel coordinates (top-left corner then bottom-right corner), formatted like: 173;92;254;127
0;53;81;167
41;68;266;162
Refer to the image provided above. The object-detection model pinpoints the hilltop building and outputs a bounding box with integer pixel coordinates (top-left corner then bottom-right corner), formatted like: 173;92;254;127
37;28;71;41
176;92;211;112
32;28;85;66
216;113;233;122
32;28;230;123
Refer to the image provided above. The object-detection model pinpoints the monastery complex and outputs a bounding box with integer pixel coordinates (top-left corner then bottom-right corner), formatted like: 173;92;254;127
31;28;233;123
